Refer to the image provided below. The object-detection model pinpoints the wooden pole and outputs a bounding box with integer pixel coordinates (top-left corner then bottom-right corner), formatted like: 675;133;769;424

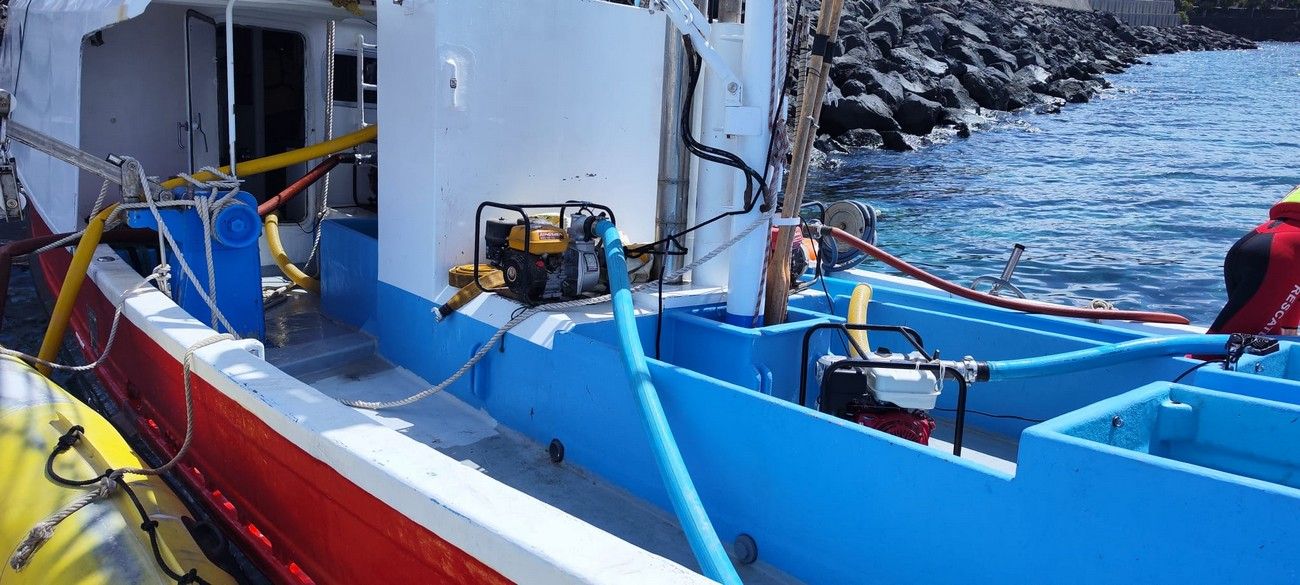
762;0;847;324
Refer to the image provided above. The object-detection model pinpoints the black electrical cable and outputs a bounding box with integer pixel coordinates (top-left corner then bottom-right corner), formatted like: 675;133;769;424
935;408;1046;424
43;427;211;585
12;0;33;94
816;244;836;314
1172;360;1217;384
636;11;810;343
655;267;666;360
628;37;772;259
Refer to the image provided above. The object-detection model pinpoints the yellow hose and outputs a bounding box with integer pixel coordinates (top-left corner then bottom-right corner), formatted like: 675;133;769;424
36;126;377;373
846;283;873;357
264;213;319;294
157;125;376;191
34;217;108;375
448;264;497;289
438;267;506;320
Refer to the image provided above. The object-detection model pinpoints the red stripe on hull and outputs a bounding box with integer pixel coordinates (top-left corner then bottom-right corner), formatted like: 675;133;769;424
27;214;511;585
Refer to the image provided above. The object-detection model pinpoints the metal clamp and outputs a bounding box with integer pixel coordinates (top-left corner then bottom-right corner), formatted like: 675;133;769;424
657;0;743;106
0;157;23;221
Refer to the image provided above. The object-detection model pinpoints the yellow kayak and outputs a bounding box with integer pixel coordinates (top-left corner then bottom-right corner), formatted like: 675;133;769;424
0;355;237;585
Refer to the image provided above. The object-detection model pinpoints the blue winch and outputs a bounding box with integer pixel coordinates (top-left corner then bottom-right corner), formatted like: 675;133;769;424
126;187;264;339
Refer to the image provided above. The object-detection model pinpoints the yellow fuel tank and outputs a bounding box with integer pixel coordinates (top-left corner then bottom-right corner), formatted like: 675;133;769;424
0;355;237;585
508;220;569;255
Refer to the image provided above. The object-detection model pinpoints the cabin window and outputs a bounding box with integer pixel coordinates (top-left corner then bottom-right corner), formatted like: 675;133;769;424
333;53;378;105
216;25;308;222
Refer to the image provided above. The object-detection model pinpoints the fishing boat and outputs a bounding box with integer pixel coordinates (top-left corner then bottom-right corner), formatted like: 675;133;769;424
0;0;1296;583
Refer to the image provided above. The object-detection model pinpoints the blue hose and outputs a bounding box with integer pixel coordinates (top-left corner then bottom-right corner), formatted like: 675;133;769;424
984;334;1231;381
596;219;742;585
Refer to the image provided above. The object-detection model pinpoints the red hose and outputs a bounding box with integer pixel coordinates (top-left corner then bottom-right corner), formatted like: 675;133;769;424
256;154;342;216
825;226;1191;325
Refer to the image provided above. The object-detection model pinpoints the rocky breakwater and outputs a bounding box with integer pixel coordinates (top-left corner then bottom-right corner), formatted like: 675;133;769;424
816;0;1256;151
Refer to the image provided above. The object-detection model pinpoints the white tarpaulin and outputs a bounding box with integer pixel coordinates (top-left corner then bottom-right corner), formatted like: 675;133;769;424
1;0;151;231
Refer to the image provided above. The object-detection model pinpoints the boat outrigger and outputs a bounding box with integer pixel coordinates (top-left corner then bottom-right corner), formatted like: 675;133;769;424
1;0;1297;583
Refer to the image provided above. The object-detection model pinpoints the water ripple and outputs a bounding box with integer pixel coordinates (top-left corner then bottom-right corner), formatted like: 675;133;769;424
808;43;1300;325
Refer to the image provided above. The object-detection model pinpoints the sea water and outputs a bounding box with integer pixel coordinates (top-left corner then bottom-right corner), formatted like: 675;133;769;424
808;42;1300;325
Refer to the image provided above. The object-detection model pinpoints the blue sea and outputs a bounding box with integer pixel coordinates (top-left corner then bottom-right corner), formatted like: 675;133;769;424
808;42;1300;326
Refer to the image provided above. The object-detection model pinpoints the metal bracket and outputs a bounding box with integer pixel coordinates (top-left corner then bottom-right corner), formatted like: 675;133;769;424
0;158;23;221
656;0;743;106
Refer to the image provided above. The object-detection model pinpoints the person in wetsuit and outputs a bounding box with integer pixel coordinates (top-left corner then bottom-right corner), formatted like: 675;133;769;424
1209;185;1300;335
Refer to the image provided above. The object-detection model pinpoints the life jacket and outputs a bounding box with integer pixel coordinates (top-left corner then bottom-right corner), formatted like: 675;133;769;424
1208;186;1300;335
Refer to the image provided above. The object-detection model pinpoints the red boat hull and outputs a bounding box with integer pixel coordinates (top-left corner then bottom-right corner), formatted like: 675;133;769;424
28;214;510;585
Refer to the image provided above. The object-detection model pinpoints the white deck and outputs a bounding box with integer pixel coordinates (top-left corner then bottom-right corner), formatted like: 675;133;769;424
263;291;799;584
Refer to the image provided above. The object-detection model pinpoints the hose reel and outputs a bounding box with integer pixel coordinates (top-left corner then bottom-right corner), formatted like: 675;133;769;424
802;200;877;274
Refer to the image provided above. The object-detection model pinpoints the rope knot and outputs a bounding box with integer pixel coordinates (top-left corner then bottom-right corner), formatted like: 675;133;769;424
54;425;85;452
7;524;55;571
7;474;118;571
1089;299;1116;310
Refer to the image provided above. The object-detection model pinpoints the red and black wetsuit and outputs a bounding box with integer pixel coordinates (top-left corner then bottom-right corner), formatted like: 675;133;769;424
1208;199;1300;335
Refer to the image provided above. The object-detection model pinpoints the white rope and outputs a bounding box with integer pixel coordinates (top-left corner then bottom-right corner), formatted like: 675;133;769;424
0;268;167;372
89;179;111;220
342;210;775;410
7;475;118;571
7;332;234;572
29;180;115;257
193;194;220;329
304;20;338;276
25;187;239;336
127;163;239;336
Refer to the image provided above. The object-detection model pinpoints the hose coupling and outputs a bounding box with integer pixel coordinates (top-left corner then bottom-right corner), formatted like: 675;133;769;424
955;355;986;383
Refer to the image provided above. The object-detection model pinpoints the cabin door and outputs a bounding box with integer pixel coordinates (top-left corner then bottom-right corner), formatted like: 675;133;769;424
216;25;307;220
184;10;221;172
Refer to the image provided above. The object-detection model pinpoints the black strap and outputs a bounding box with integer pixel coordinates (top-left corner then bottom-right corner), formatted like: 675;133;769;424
810;34;839;59
43;426;210;585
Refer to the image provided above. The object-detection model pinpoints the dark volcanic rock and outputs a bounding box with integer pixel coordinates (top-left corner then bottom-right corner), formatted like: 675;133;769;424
921;74;977;111
867;7;905;44
1002;81;1038;110
822;92;900;134
891;46;949;76
1047;78;1091;103
973;43;1018;69
840;128;885;149
958;67;1006;109
803;0;1257;152
861;69;908;106
879;130;918;151
896;93;945;135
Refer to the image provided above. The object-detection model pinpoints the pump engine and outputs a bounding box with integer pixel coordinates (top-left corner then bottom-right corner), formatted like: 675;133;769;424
816;350;939;445
484;212;606;302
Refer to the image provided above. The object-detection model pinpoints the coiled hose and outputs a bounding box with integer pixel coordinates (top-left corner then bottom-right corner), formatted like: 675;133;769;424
596;219;741;585
823;226;1191;325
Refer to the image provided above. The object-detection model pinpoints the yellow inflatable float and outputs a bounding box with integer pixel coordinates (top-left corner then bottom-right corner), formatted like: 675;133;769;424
0;355;236;585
